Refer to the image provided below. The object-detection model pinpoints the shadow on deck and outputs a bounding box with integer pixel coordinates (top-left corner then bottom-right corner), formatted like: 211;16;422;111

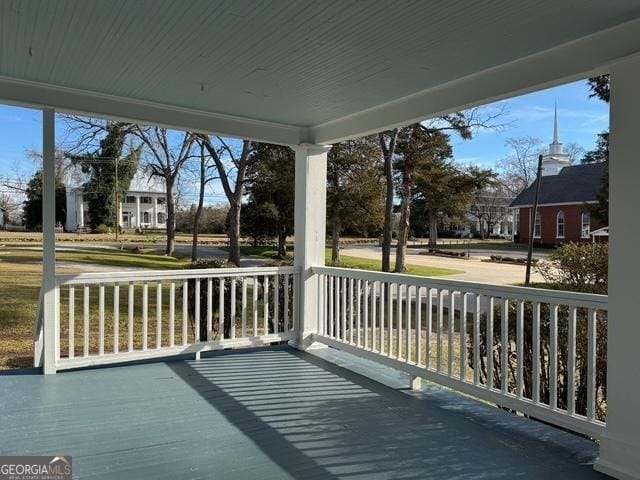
0;345;606;479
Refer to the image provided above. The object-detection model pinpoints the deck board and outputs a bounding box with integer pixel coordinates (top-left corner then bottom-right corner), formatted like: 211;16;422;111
0;346;606;479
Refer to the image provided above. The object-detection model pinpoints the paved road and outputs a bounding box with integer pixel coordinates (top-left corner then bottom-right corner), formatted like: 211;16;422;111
341;245;544;285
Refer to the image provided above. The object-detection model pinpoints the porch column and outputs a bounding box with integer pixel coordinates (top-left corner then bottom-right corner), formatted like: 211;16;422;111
594;54;640;479
42;108;58;374
78;192;84;228
153;197;158;228
291;144;329;350
136;195;141;228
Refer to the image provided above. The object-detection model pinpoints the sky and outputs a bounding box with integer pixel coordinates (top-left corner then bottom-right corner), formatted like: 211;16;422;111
0;78;609;203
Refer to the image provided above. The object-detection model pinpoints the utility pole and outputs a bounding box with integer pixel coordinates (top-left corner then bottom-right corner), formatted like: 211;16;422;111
525;154;543;286
114;156;119;242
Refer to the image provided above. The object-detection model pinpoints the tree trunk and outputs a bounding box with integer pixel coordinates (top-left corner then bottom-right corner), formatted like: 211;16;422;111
331;213;341;266
428;214;438;248
191;158;206;262
165;176;176;256
382;152;394;272
277;229;287;258
394;184;410;273
227;200;241;266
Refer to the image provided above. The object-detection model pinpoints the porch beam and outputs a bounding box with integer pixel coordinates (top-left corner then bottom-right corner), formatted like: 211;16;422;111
291;144;329;350
594;54;640;480
42;108;57;374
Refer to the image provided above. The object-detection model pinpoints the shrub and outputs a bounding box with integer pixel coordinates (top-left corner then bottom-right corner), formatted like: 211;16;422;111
535;242;608;294
94;223;111;234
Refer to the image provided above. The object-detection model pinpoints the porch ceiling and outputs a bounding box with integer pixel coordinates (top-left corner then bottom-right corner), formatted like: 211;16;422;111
2;0;640;144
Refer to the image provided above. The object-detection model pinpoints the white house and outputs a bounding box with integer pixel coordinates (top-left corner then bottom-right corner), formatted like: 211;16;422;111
65;171;168;231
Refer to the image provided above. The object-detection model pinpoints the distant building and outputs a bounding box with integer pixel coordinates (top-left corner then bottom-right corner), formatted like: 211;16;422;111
0;207;6;229
468;188;514;238
509;109;606;246
65;171;168;232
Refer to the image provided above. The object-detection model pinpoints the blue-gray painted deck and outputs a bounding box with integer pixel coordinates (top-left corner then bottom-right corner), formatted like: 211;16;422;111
0;346;607;479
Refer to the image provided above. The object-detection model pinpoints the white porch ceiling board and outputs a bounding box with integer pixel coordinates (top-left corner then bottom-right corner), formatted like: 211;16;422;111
1;0;640;145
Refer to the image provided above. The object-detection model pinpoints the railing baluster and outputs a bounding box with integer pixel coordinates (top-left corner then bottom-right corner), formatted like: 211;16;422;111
273;275;278;336
416;287;422;367
460;293;467;382
397;283;403;359
532;301;541;404
437;289;444;372
426;288;433;370
349;277;354;344
99;283;105;355
448;290;455;376
156;282;162;349
329;275;334;338
128;282;134;351
194;279;200;343
406;285;412;363
567;306;577;415
501;299;509;394
68;286;75;359
83;285;89;357
356;279;361;347
169;282;175;347
379;281;385;354
113;283;119;354
341;277;347;342
182;280;188;346
516;299;524;399
231;277;237;339
370;281;375;351
487;296;494;389
263;276;269;336
142;282;148;350
587;308;597;421
550;304;558;409
207;278;213;341
282;274;288;333
242;277;248;337
473;294;481;385
252;276;258;336
219;278;225;339
387;283;393;356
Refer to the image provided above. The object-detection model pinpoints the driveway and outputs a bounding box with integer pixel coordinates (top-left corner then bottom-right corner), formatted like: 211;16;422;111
341;246;544;285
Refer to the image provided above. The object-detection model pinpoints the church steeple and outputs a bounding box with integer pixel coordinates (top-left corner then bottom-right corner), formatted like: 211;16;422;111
541;103;571;176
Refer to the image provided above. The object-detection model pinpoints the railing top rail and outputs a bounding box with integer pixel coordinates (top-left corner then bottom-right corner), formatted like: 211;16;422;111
56;265;300;286
312;266;608;309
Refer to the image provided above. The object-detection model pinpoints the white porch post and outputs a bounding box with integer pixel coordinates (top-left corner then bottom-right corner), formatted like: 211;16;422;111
42;108;58;374
291;144;329;350
595;54;640;480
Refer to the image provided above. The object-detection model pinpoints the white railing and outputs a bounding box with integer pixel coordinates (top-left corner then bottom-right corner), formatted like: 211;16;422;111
311;266;608;439
44;266;299;371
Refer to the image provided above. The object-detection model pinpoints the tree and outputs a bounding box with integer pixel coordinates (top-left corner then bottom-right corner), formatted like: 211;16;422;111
188;140;219;261
135;127;195;256
327;137;384;265
469;182;510;239
68;122;141;231
245;143;295;257
588;75;610;103
198;136;254;266
23;170;66;230
378;130;398;272
498;136;545;195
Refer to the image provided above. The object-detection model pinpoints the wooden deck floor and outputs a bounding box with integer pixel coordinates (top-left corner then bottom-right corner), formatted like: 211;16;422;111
0;346;607;479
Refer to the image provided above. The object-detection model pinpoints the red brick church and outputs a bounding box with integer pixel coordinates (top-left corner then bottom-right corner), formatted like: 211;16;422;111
510;109;607;247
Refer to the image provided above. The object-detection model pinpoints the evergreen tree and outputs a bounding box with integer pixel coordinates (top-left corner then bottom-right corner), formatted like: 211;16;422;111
23;170;66;230
69;122;141;231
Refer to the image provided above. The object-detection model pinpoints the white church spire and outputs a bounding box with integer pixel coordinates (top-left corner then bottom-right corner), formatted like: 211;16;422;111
541;103;571;176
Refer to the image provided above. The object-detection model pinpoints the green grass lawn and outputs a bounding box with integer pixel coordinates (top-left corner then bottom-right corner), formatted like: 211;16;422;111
235;246;461;277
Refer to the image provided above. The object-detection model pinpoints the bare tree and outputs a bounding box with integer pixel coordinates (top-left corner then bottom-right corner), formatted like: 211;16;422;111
188;140;219;261
565;142;586;163
134;127;195;256
498;136;545;195
469;184;512;239
379;130;398;272
198;136;253;266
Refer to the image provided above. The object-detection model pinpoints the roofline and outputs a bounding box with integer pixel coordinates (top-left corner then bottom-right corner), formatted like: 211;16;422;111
509;201;598;208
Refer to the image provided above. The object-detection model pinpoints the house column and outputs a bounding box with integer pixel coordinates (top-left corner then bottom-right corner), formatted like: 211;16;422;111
291;144;329;350
78;192;84;228
42;108;58;374
152;197;158;228
594;54;640;480
136;195;141;228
